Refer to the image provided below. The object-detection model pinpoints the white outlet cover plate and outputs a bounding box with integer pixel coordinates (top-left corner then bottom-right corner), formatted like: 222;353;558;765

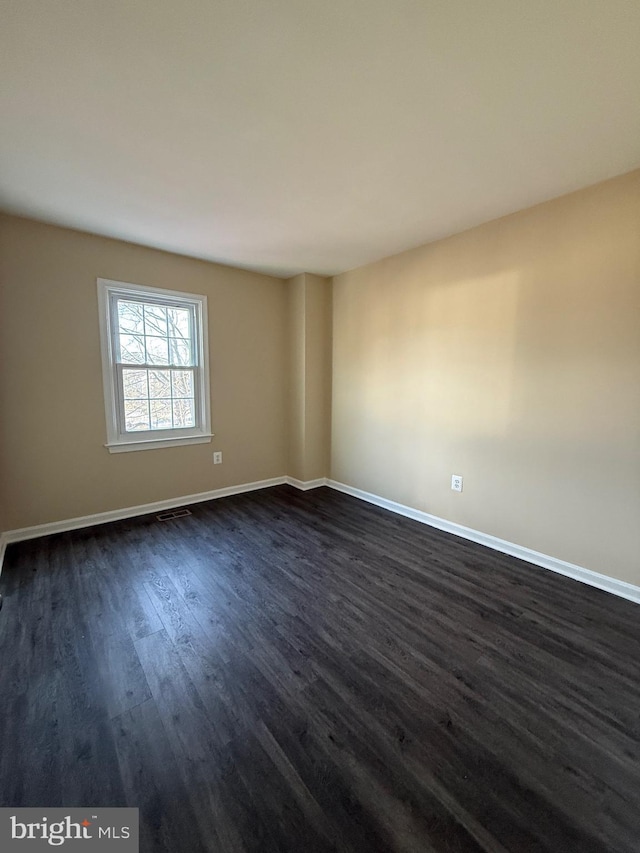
451;475;463;492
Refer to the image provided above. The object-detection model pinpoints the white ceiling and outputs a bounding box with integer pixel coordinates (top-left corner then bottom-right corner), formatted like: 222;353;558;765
1;1;639;278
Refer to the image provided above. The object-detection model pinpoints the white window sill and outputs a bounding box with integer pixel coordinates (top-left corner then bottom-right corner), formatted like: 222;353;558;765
105;434;214;453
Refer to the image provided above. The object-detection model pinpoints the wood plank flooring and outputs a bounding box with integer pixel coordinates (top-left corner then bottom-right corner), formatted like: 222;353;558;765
1;484;639;852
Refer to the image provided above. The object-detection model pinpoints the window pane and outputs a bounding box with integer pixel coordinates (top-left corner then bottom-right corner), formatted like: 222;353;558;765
148;369;171;398
145;336;169;365
101;280;209;446
124;400;150;431
122;369;148;399
119;334;145;364
144;304;168;337
150;399;172;430
173;398;195;428
118;301;144;334
167;307;191;339
169;337;192;366
171;369;194;398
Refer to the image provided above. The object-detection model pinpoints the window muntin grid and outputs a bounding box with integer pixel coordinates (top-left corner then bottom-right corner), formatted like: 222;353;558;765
98;278;211;453
113;297;197;434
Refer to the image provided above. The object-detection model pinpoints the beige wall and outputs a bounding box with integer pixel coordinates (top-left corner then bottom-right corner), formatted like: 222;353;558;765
1;172;638;589
286;273;332;481
303;274;332;480
286;274;307;480
332;170;640;585
0;215;288;529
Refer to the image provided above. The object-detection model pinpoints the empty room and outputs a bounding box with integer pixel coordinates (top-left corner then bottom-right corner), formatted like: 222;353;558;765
1;2;639;851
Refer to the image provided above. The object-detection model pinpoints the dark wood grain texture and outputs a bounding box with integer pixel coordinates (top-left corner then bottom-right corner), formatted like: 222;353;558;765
1;485;639;852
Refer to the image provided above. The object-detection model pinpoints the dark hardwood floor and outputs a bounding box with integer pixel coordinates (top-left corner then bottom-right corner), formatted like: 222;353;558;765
1;485;639;852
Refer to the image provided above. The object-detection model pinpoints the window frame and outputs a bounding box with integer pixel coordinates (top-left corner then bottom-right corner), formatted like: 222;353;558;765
97;278;212;453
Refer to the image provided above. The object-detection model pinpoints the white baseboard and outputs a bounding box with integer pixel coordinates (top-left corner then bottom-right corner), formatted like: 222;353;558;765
2;475;638;607
0;475;328;569
0;475;326;578
327;479;640;606
285;477;329;491
1;477;289;548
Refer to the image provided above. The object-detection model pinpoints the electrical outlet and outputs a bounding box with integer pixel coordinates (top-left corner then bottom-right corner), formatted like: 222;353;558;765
213;451;223;464
451;474;463;492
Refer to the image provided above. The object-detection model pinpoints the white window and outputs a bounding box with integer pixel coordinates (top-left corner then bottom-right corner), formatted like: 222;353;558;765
97;278;212;453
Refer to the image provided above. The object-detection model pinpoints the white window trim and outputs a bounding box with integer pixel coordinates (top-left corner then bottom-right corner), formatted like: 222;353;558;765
97;278;213;453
